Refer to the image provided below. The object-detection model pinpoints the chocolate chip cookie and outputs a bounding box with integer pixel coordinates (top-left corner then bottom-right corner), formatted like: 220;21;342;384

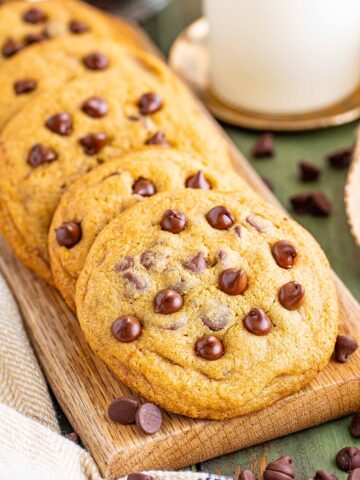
49;147;255;309
76;190;338;419
0;60;233;282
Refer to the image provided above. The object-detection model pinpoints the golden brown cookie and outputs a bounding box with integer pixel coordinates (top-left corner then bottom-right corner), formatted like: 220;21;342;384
76;189;338;419
49;147;255;309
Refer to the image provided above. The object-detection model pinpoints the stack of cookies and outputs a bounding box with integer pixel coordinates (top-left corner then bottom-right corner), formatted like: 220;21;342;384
0;0;338;420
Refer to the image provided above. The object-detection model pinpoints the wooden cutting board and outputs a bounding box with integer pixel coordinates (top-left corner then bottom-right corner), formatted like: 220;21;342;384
1;17;360;480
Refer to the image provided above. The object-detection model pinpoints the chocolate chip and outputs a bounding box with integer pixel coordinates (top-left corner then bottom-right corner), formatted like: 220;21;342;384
201;301;231;331
243;308;272;336
79;133;108;155
219;268;248;295
108;397;138;424
327;147;353;169
145;131;169;146
195;335;224;360
351;413;360;438
263;456;295;480
2;39;23;58
349;469;360;480
14;79;37;95
206;206;235;230
27;144;57;168
45;113;73;136
218;250;227;261
239;471;256;480
23;7;47;24
83;51;109;70
299;160;321;182
140;251;156;270
135;403;162;434
336;447;360;472
154;289;183;314
69;20;89;33
185;171;212;190
310;192;332;217
251;133;274;158
313;471;337;480
24;31;49;45
278;282;305;310
128;115;140;122
246;215;273;233
128;474;154;480
115;256;134;272
160;209;186;234
111;316;142;342
271;240;297;269
81;96;108;118
138;92;163;115
261;175;274;192
334;335;358;363
290;193;313;214
123;271;147;291
55;221;81;248
133;177;156;197
183;252;207;272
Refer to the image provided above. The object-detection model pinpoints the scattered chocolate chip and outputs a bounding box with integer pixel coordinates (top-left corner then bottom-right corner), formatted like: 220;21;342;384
219;268;248;295
14;79;37;95
108;397;138;424
140;251;156;270
239;471;256;480
201;301;231;331
279;282;305;310
334;335;358;363
160;209;186;233
327;147;353;169
195;335;224;360
349;469;360;480
313;471;337;480
115;256;134;272
183;252;207;272
310;192;332;217
135;403;162;434
154;289;183;314
261;175;274;192
66;432;80;444
246;215;273;233
83;51;109;70
145;131;169;146
2;39;23;58
111;316;142;342
271;240;297;269
79;133;108;155
263;456;295;480
206;206;235;230
24;31;49;45
290;193;312;214
55;221;81;248
23;7;47;23
351;413;360;438
185;170;212;190
132;177;156;197
81;96;108;118
138;92;163;115
123;271;147;291
128;474;154;480
299;160;321;182
336;447;360;472
45;113;73;136
251;133;274;158
27;144;57;168
243;308;272;336
69;20;89;33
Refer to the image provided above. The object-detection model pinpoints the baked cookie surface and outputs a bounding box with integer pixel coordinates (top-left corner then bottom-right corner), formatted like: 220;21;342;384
49;147;254;309
76;190;338;419
0;50;232;282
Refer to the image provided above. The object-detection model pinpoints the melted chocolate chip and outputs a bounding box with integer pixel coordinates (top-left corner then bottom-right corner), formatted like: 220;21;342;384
251;133;275;158
219;268;248;295
271;241;297;269
334;335;358;363
145;131;169;146
201;301;231;331
264;456;295;480
327;147;353;169
79;133;108;155
336;447;360;472
132;177;156;197
69;20;89;33
27;144;57;168
55;221;81;248
108;397;138;424
115;256;134;272
111;316;142;342
185;170;212;190
138;92;163;115
278;282;305;310
45;113;73;136
195;335;224;360
2;39;23;58
83;51;109;70
14;79;37;95
183;252;208;272
140;251;156;270
23;7;47;24
154;289;183;314
351;413;360;438
24;31;49;45
160;209;186;233
123;271;147;291
299;160;321;182
81;96;108;118
135;403;162;434
206;206;235;230
243;308;272;336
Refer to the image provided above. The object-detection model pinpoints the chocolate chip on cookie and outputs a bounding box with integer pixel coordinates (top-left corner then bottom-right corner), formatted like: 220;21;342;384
115;256;134;272
108;397;138;424
154;289;183;314
279;282;305;310
140;251;157;270
219;268;248;295
111;316;142;342
145;131;169;146
45;113;73;136
2;39;23;58
185;170;212;190
55;221;81;248
183;252;207;272
160;209;186;233
206;206;235;230
135;403;162;434
195;335;224;360
123;271;147;291
138;92;163;115
81;96;108;118
272;241;297;269
14;79;37;95
132;178;156;197
23;7;47;24
24;30;49;45
69;20;89;34
83;51;109;70
243;308;272;336
79;133;108;155
27;144;57;168
334;335;358;363
264;456;295;480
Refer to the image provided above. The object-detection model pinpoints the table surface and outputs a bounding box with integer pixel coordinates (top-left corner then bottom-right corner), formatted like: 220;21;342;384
56;0;360;475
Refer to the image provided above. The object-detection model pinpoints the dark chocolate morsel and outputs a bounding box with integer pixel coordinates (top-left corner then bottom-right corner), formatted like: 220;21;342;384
135;403;162;434
271;241;297;269
55;221;81;248
251;133;274;158
160;209;186;233
27;144;57;168
111;316;142;342
45;113;73;136
132;177;156;197
334;335;358;363
138;92;163;115
81;96;108;118
243;308;272;336
14;79;37;95
108;397;138;425
69;20;89;33
154;289;183;314
219;268;248;295
83;51;109;70
335;446;360;472
195;335;224;360
145;131;169;146
185;171;212;190
206;206;235;230
278;282;305;310
79;133;108;155
299;160;321;182
263;456;295;480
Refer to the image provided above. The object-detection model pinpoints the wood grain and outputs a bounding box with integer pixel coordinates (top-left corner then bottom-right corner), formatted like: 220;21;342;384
1;17;360;480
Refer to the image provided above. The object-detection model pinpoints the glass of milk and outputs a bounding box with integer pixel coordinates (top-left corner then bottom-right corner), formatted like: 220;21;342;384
203;0;360;114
